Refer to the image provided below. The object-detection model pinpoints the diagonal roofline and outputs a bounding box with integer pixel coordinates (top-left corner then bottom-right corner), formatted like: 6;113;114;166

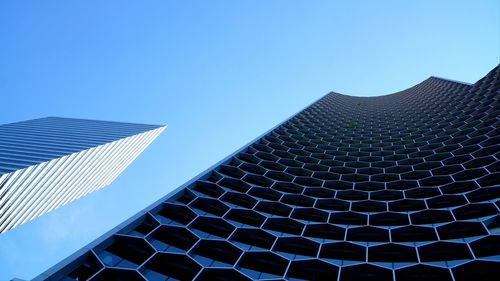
429;76;473;86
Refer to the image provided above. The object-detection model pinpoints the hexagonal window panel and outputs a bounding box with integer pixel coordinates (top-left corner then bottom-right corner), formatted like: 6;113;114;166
281;194;315;207
395;264;452;281
370;212;409;226
469;235;500;258
351;200;387;212
319;242;366;261
140;253;202;280
146;225;198;253
426;195;467;209
368;243;418;262
239;162;268;175
294;176;324;187
452;260;500;281
315;198;350;211
224;208;266;227
189;216;235;239
437;221;487;240
387;180;419;191
220;192;257;209
466;186;500;203
391;225;438;242
255;201;292;217
291;208;329;222
273;237;320;259
266;170;295;182
336;190;368;201
272;182;304;194
191;180;225;198
96;235;155;269
389;199;426;212
404;187;440;198
122;213;159;238
303;223;345;240
418;241;472;262
440;181;480;194
90;268;146;281
286;167;313;177
237;251;289;280
410;209;454;225
304;187;336;198
195;268;251;281
340;263;393;281
453;168;488;181
286;259;339;280
218;164;246;179
330;212;367;225
243;174;274;187
347;226;389;242
218;177;251;193
230;228;276;251
259;160;286;171
190;197;230;217
477;173;500;187
153;203;197;226
323;180;354;190
237;152;261;164
263;217;305;236
354;181;386;191
452;203;498;220
174;188;197;205
248;186;282;201
64;251;103;281
189;240;243;267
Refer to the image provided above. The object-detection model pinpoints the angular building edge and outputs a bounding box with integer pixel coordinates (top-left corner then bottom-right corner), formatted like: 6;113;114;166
34;65;500;280
33;96;326;281
0;124;166;233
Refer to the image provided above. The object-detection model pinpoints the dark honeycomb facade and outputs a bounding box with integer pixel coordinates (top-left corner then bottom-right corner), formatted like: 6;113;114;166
38;66;500;281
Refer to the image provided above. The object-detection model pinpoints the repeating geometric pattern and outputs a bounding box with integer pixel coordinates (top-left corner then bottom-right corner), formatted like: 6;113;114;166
39;66;500;280
0;117;165;233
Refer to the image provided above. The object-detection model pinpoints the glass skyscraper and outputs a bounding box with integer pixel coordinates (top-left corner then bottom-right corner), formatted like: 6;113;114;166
0;117;165;233
38;66;499;280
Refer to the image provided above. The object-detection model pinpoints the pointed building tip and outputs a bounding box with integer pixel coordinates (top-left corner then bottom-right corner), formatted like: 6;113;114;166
0;117;167;233
157;124;168;132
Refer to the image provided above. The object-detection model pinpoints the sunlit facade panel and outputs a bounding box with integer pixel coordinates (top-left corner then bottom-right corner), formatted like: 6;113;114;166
0;117;165;233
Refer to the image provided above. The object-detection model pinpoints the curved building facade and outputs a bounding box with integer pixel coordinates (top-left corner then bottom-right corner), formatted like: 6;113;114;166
38;66;499;280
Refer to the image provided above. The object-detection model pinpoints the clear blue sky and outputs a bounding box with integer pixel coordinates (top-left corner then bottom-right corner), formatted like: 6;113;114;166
0;0;498;280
